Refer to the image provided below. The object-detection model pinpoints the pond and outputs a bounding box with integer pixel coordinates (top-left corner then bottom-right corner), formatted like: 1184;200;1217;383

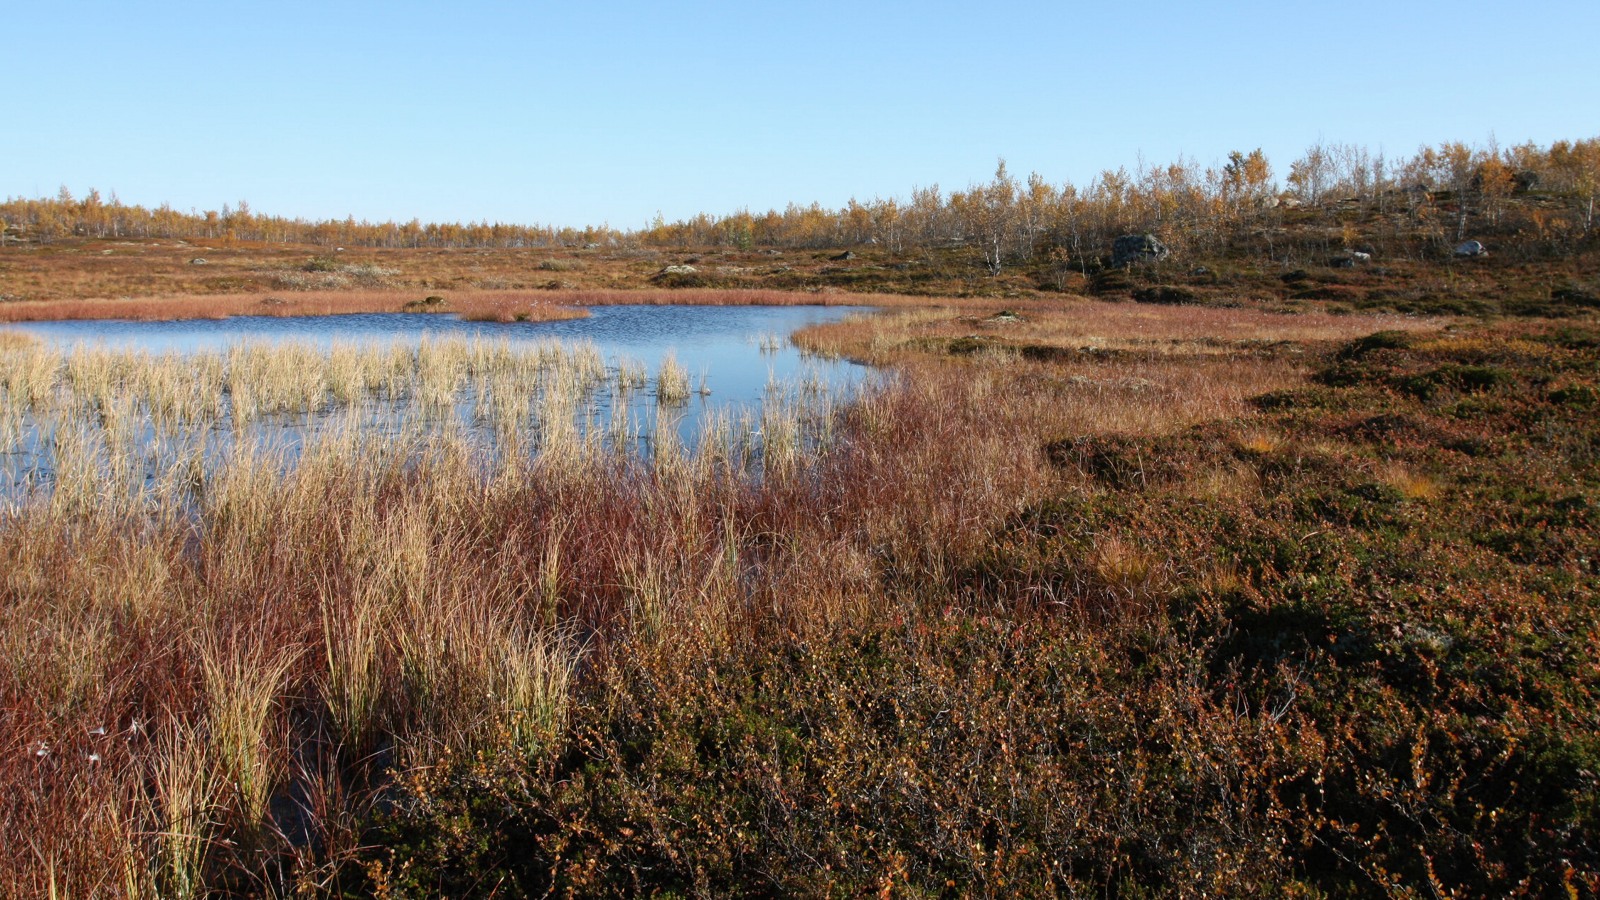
8;304;870;407
0;304;875;500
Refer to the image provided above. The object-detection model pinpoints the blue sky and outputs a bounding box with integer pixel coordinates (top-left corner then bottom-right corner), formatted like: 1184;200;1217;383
8;1;1597;229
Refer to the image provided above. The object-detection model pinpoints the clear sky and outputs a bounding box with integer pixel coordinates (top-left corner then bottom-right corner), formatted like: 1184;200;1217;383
8;1;1597;230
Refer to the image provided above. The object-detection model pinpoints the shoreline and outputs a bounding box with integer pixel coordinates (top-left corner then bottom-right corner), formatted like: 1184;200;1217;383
0;287;949;323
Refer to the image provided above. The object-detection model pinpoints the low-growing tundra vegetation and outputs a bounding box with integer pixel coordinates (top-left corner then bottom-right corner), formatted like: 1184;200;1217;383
2;131;1598;895
2;298;1594;896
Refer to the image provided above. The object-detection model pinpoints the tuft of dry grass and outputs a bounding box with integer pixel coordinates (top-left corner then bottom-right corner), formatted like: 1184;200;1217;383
1236;429;1282;455
655;352;691;405
1377;460;1442;501
198;633;299;831
149;723;220;900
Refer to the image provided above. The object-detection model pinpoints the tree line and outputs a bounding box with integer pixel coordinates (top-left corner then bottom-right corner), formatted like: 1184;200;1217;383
0;192;621;251
4;137;1597;266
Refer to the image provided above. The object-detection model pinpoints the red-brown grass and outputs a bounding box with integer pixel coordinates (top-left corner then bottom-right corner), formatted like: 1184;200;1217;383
546;288;957;309
793;299;1444;364
2;310;1595;895
0;289;592;322
0;286;959;324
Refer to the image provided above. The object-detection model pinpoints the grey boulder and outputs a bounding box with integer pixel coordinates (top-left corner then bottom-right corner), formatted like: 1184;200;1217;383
1111;234;1170;267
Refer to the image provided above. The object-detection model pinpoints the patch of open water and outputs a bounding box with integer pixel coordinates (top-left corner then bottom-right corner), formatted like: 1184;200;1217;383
0;305;875;499
9;304;869;407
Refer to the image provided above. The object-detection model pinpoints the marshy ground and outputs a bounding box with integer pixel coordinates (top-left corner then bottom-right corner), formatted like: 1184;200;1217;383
3;168;1599;894
2;291;1594;896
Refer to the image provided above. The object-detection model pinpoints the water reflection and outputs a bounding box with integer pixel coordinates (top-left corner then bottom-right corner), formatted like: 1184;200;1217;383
0;306;873;501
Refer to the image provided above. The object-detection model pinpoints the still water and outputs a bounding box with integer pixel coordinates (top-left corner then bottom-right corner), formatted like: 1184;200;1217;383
9;304;870;410
0;305;874;497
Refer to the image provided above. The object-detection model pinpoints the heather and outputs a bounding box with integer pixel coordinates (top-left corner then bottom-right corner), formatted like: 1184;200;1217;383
2;300;1595;896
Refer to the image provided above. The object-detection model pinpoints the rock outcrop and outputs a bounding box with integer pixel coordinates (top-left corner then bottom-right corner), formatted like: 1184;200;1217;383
1111;234;1170;268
